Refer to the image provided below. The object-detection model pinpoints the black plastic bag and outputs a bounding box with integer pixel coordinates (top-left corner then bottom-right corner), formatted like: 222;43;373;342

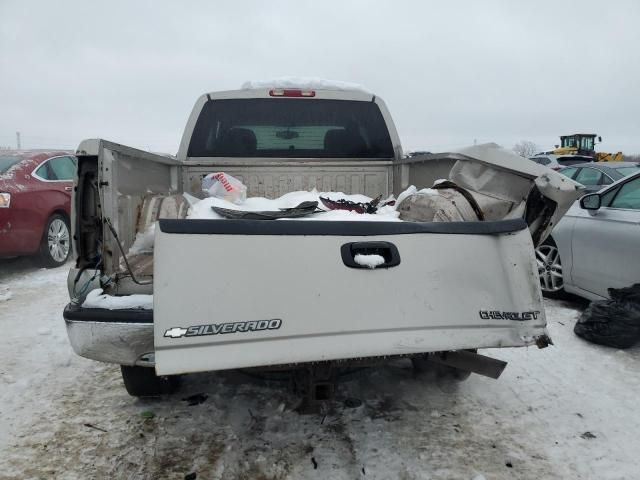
574;283;640;349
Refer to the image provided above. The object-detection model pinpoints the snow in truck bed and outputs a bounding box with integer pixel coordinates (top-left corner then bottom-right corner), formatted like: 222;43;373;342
187;187;434;222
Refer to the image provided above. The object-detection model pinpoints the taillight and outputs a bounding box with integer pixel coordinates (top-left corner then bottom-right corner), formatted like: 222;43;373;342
0;192;10;208
269;89;315;97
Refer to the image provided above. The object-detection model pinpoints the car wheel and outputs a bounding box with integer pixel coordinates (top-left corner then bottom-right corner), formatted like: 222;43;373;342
536;241;565;297
38;214;71;268
120;366;181;397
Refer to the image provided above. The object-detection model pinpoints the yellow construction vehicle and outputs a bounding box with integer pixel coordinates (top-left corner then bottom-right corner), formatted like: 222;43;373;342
553;133;623;162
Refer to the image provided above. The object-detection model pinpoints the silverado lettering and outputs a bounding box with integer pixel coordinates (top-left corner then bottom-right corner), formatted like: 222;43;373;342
164;319;282;338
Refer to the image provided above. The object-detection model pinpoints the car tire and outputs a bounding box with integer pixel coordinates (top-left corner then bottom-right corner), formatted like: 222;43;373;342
536;239;565;298
120;365;181;397
38;214;71;268
411;351;475;382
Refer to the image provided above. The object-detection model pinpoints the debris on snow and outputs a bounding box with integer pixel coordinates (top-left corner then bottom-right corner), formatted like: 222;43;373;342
83;423;108;433
343;397;363;408
188;189;403;222
182;393;208;406
574;283;640;349
0;286;12;302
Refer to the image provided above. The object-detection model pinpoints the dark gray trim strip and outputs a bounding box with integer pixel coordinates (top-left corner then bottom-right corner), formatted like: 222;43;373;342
63;303;153;323
158;218;527;236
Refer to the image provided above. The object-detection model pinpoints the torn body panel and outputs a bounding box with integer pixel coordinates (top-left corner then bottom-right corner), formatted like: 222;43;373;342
397;144;583;244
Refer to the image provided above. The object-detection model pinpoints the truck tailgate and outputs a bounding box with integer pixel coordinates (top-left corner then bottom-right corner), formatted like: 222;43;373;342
153;219;547;375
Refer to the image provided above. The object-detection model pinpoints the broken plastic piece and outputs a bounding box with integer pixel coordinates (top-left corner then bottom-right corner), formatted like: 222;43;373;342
211;201;319;220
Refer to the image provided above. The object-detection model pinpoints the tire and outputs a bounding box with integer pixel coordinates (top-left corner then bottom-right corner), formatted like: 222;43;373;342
120;366;181;397
37;214;71;268
411;351;475;382
535;239;565;298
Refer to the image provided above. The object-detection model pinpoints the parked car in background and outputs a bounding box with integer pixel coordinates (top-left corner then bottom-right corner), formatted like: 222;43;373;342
537;171;640;300
558;161;640;193
529;154;592;171
0;150;76;267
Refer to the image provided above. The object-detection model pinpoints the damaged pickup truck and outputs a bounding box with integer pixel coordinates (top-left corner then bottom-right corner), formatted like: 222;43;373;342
63;81;582;401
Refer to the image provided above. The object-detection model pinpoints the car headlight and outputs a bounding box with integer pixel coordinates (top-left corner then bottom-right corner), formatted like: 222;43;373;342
0;192;10;208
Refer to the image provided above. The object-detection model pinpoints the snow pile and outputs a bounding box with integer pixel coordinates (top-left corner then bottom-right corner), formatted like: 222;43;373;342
128;223;155;255
354;254;385;269
188;189;403;222
241;76;369;93
82;288;153;310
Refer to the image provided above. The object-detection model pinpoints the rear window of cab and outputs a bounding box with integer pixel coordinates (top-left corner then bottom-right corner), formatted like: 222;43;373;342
188;98;394;158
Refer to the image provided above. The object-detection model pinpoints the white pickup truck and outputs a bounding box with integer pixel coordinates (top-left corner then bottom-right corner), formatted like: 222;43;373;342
63;81;582;400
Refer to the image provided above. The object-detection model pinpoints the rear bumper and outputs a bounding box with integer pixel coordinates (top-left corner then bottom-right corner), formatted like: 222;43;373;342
63;303;552;373
155;324;551;376
63;304;154;366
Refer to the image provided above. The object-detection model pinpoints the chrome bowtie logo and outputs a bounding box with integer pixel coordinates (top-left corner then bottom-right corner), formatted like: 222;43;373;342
163;319;282;339
164;327;188;338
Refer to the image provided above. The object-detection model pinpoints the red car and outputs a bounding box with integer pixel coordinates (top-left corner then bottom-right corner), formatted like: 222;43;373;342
0;150;76;267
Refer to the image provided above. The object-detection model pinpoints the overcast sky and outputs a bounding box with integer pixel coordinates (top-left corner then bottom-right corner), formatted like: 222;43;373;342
1;0;639;155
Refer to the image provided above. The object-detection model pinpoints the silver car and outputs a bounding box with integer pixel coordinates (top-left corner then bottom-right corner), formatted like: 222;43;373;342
529;154;592;171
537;171;640;300
558;161;640;193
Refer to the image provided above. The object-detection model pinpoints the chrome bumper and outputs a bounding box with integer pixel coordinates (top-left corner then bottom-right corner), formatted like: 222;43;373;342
63;304;155;366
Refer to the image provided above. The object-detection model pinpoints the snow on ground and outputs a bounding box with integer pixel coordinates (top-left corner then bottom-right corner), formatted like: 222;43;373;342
1;260;640;479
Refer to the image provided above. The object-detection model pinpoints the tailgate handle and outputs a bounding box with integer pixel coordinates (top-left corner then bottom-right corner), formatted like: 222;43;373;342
341;241;401;269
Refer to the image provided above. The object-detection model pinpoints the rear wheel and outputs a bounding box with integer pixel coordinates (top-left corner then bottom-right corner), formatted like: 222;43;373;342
120;366;181;397
38;214;71;268
536;241;565;297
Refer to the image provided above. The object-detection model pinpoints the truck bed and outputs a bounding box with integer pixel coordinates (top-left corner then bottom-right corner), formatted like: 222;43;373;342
67;139;581;375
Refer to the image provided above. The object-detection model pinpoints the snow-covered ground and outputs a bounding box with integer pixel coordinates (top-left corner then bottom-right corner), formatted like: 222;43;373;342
1;259;639;479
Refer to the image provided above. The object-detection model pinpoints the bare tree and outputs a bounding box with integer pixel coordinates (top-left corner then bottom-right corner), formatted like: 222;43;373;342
513;140;538;158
